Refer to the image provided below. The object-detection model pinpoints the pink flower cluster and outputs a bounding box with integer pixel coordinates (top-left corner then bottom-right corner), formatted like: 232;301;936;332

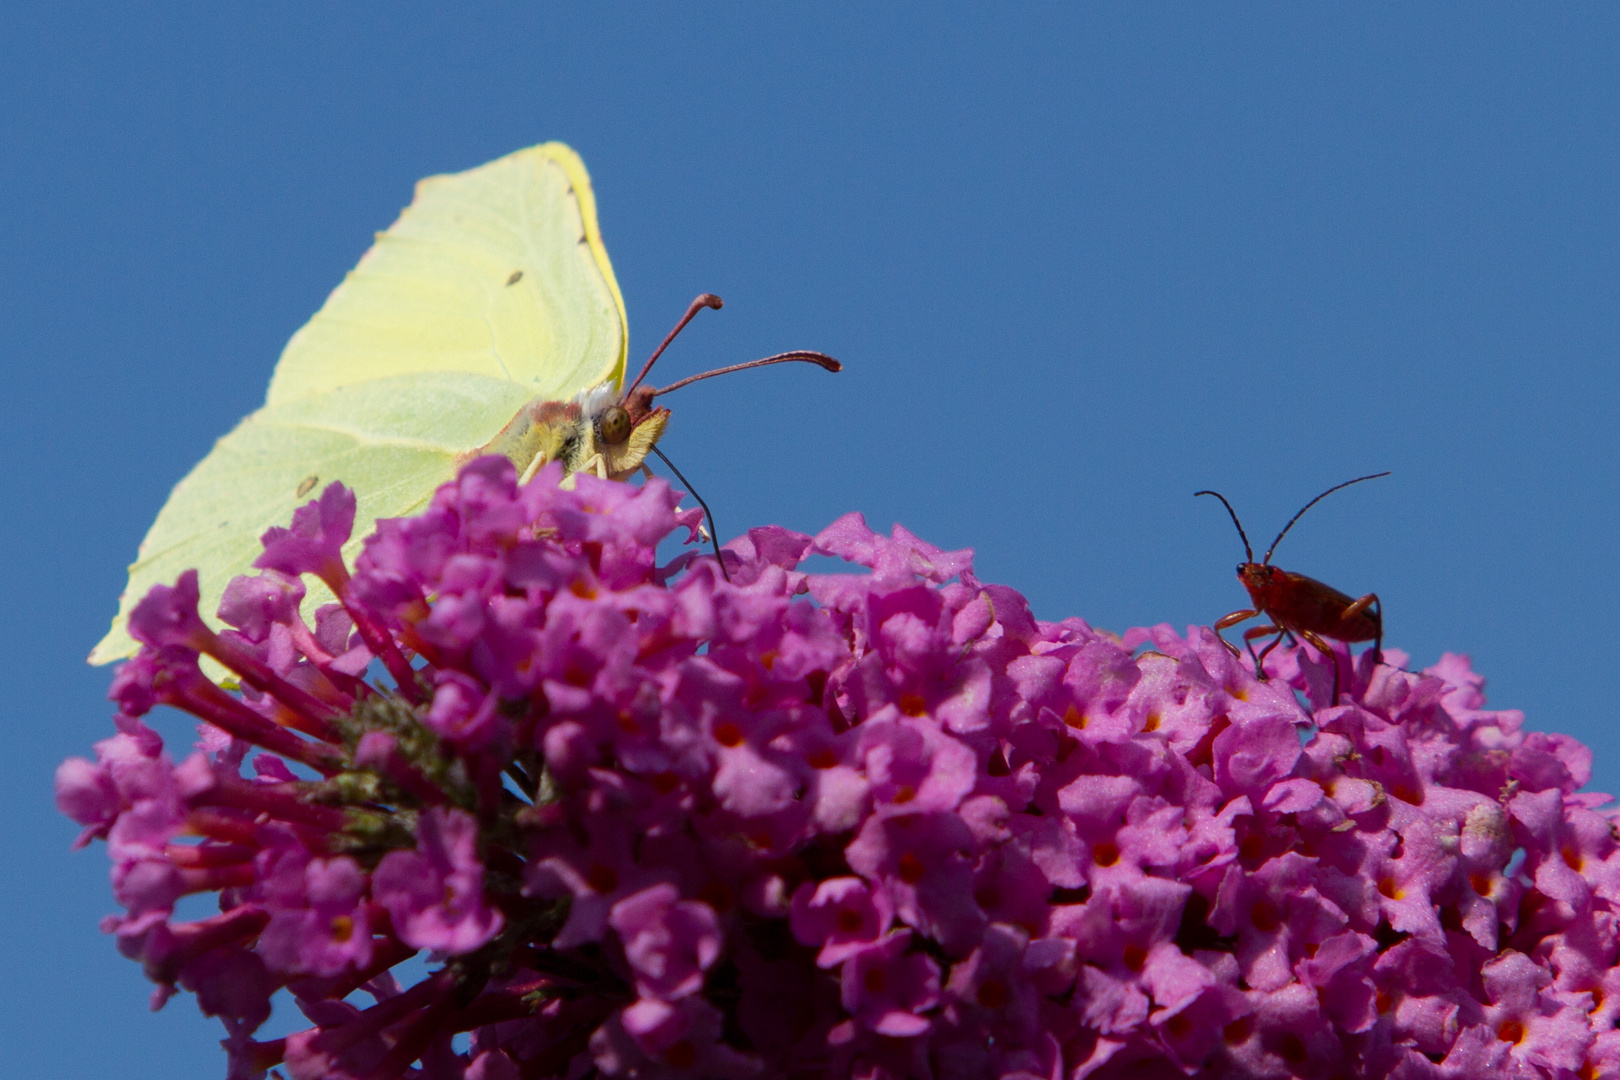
59;458;1620;1079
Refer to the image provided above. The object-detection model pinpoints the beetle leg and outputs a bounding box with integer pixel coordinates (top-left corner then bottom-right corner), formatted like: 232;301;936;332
1249;625;1291;679
1341;593;1377;621
1212;609;1261;659
1339;593;1384;668
1368;594;1384;667
1215;610;1261;632
1241;624;1284;681
1296;629;1341;705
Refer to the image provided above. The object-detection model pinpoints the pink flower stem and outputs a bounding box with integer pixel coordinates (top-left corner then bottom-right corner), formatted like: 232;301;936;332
361;991;461;1080
194;776;352;833
234;1038;287;1077
322;563;424;704
162;841;256;868
181;808;264;846
198;630;346;736
303;969;453;1063
440;986;545;1031
281;618;368;702
141;905;269;985
164;669;343;774
177;863;257;894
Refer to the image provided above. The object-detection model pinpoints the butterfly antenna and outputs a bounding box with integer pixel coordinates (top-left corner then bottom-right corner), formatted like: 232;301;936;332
624;294;725;399
1194;489;1254;563
1262;471;1391;564
650;445;730;583
651;351;842;396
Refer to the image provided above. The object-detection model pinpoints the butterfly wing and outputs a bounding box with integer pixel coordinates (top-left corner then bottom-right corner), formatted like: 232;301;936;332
90;373;536;664
268;142;626;405
91;142;626;664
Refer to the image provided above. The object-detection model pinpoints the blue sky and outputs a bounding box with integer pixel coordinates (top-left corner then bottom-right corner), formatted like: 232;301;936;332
4;6;1618;1076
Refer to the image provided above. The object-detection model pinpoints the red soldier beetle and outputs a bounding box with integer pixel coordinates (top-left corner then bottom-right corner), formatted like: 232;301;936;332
1195;472;1389;704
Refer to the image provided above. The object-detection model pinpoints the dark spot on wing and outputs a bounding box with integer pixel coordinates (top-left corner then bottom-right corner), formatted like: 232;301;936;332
506;270;524;286
296;475;319;498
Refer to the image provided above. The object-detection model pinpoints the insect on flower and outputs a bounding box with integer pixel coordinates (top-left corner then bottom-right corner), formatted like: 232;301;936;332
1195;472;1389;702
89;143;841;664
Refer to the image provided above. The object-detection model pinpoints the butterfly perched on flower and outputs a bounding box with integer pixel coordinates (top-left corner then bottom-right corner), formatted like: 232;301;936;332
91;143;837;665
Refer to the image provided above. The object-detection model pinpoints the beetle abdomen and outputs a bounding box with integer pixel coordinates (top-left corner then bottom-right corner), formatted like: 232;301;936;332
1264;571;1380;643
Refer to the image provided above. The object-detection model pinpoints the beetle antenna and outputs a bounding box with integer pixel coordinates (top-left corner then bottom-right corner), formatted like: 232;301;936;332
651;351;841;396
1262;472;1391;565
650;445;730;583
1194;489;1254;563
623;294;725;399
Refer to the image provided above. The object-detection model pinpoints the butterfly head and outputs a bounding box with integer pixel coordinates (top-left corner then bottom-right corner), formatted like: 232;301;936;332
478;382;667;484
475;294;836;484
577;380;669;479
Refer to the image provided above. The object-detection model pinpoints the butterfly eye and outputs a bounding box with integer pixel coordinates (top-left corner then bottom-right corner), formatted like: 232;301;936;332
598;405;632;445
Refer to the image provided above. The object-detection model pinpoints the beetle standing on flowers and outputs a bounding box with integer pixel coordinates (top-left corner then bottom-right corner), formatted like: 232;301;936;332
1196;472;1389;704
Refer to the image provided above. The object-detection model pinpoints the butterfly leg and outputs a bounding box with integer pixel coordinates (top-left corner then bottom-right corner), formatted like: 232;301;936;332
557;452;610;490
518;452;551;486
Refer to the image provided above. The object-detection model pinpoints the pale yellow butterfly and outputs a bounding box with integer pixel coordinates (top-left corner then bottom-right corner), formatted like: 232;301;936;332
91;142;838;665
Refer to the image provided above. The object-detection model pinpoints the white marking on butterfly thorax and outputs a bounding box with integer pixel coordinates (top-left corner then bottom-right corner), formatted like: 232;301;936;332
574;380;619;420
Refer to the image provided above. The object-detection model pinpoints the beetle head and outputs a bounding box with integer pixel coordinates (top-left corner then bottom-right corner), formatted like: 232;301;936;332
1238;562;1286;603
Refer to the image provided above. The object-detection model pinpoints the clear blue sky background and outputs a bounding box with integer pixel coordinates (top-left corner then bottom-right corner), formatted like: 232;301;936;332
4;6;1617;1077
